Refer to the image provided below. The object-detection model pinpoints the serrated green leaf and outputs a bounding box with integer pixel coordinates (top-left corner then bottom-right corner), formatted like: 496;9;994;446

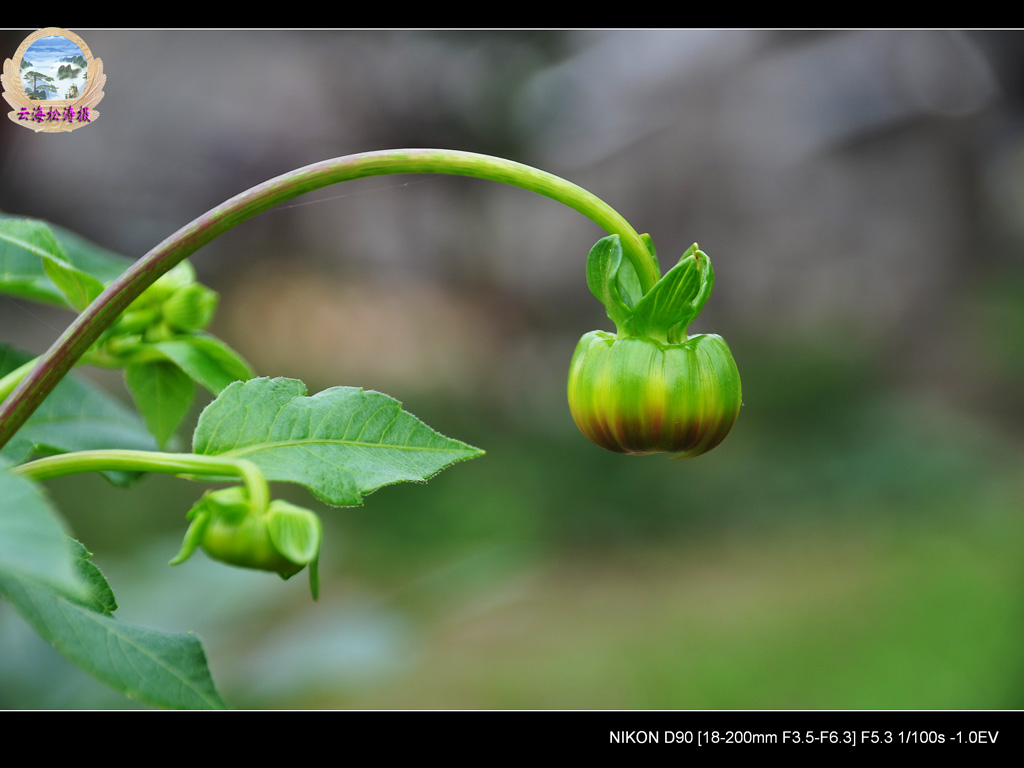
146;334;254;395
0;570;226;709
125;361;195;448
193;377;485;507
0;216;119;309
0;345;157;481
0;465;83;598
0;468;223;708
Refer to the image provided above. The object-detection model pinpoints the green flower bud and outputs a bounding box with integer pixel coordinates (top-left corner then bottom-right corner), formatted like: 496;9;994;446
162;282;219;332
200;504;305;579
127;261;198;312
115;259;218;346
568;331;740;457
171;487;323;599
570;235;742;458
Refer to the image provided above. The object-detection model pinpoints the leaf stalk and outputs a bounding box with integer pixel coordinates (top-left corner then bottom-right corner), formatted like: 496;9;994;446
13;450;270;515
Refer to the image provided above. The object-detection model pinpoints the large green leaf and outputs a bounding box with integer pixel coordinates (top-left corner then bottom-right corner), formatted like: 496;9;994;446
193;377;484;506
0;560;226;710
0;468;225;709
0;465;82;597
0;215;130;308
0;345;157;474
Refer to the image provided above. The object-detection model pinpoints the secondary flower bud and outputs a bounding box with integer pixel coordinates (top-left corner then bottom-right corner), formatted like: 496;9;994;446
199;501;305;579
568;331;740;457
162;282;219;332
170;487;323;598
128;261;199;311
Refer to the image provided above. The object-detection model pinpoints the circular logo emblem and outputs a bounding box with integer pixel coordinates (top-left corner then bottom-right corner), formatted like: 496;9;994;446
2;27;106;133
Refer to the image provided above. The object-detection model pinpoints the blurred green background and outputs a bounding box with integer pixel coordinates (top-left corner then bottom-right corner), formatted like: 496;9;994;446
1;30;1023;709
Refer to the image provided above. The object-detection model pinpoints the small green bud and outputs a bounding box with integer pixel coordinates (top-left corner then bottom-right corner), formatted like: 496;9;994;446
104;333;144;357
171;488;323;599
114;308;162;334
162;283;219;332
128;261;198;311
143;321;176;343
200;503;305;579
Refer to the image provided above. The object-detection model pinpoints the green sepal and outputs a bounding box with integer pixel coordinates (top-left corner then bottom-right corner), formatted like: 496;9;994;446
618;234;660;308
616;246;643;310
667;247;714;343
267;500;323;600
640;233;661;277
172;486;253;566
631;244;715;343
308;553;320;602
632;244;699;340
586;235;637;335
197;486;252;522
162;283;219;333
168;506;211;566
267;501;321;567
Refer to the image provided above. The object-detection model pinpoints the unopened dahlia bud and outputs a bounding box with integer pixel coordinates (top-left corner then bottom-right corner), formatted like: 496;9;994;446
568;331;740;457
161;282;219;332
569;235;741;458
129;261;199;311
170;487;323;598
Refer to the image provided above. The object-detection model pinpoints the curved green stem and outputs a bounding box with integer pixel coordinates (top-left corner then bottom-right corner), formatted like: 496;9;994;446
14;450;270;515
0;149;656;450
